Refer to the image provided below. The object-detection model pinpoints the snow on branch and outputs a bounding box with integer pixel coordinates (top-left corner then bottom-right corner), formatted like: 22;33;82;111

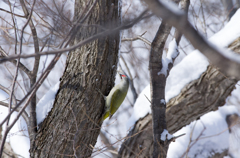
158;38;179;76
160;129;173;141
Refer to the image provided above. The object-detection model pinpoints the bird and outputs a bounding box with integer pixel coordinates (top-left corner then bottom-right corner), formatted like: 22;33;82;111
97;70;129;122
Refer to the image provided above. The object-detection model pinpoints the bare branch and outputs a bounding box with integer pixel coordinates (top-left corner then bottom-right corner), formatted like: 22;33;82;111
0;7;26;18
0;101;8;107
121;31;151;46
19;0;39;152
19;0;40;75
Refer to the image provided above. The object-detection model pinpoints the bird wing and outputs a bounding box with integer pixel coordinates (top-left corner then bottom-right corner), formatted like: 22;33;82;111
109;88;121;119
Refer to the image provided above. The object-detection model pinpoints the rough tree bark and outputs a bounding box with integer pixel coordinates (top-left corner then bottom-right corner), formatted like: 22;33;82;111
118;38;240;158
149;21;171;158
32;0;120;157
149;0;189;156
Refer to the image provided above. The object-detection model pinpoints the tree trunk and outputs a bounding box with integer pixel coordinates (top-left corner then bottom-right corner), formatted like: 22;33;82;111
149;21;171;158
118;38;240;158
32;0;120;157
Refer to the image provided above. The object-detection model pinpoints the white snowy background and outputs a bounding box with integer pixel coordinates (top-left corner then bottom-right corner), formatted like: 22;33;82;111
0;0;240;158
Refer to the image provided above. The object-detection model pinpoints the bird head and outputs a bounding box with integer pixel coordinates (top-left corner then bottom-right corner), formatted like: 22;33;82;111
117;70;128;79
120;73;127;79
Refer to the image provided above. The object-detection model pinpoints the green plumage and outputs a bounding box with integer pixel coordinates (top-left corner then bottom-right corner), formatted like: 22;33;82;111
100;72;129;122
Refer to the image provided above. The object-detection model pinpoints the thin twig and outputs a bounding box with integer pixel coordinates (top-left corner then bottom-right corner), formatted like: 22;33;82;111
19;0;40;75
144;94;151;103
0;7;26;18
122;31;151;46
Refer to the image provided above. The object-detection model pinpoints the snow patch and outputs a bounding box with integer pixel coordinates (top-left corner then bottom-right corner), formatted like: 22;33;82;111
158;38;179;76
161;129;173;141
160;99;166;104
167;38;178;60
167;105;239;158
36;81;60;125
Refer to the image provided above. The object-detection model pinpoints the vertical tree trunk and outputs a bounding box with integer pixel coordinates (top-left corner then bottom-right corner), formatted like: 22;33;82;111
32;0;120;157
149;22;172;158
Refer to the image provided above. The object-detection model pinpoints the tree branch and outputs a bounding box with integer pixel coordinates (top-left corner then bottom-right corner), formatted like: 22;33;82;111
0;7;26;18
121;31;151;46
19;0;39;152
149;20;172;158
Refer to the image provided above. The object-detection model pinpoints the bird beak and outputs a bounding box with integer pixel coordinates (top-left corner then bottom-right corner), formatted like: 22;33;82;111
117;71;122;79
